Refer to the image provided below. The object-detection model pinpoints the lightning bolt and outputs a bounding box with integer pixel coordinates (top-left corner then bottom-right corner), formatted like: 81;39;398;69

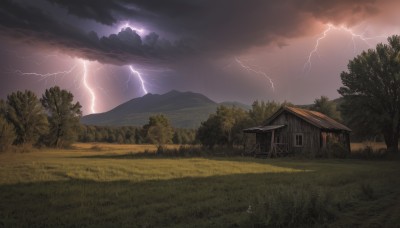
81;60;96;114
235;57;275;92
13;57;148;114
118;23;149;96
303;24;334;72
129;65;148;94
15;65;77;81
304;23;387;72
13;60;97;114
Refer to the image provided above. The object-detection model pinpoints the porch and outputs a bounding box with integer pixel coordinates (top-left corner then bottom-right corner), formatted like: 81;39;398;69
243;125;289;157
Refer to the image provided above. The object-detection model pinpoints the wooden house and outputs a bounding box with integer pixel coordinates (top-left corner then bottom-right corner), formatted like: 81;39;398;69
243;106;351;157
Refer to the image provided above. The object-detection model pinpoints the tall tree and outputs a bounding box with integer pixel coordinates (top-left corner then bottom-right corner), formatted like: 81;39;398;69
41;86;82;148
0;99;6;117
0;100;16;151
197;105;250;148
310;96;341;121
248;101;281;125
217;105;250;147
197;114;224;149
143;114;173;147
338;35;400;153
6;90;48;146
0;116;15;152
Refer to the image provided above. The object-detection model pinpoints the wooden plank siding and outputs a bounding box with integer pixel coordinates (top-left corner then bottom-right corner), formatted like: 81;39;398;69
321;130;351;152
243;106;351;157
270;111;321;156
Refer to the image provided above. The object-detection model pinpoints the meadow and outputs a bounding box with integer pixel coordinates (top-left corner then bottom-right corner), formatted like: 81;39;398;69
0;143;399;227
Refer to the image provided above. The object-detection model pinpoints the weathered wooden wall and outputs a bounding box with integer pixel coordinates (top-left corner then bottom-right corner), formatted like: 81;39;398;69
253;110;351;156
270;111;321;156
321;131;351;151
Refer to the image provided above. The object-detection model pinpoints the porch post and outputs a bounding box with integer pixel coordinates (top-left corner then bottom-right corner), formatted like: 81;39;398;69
269;130;275;158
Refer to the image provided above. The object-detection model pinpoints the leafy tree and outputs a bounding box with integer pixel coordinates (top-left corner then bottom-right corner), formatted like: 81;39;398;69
77;125;140;144
0;114;15;152
0;100;16;151
41;86;82;148
310;96;340;120
0;99;6;117
172;129;196;144
123;127;135;144
143;114;173;147
85;126;96;142
218;105;250;147
197;114;224;149
197;105;250;148
135;128;144;144
249;100;281;125
6;90;48;146
338;35;400;153
172;131;182;144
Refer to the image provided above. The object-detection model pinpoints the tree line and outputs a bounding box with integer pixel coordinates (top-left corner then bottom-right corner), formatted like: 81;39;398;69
78;124;196;145
0;87;82;151
0;85;334;152
0;86;196;152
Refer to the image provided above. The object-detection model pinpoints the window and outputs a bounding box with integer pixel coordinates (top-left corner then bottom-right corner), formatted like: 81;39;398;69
294;133;303;147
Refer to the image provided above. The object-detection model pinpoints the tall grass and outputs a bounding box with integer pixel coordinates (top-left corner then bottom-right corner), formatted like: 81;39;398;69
350;141;392;159
0;144;399;227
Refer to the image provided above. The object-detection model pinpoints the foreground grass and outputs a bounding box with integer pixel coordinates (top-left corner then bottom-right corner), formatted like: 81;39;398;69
0;144;399;227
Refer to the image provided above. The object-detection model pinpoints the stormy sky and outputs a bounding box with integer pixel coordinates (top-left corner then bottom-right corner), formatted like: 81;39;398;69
0;0;399;114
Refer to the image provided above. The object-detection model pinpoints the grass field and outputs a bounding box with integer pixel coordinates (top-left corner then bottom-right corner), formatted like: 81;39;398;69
0;143;399;227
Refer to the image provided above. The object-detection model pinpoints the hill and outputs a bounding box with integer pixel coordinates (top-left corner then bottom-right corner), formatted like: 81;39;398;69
81;90;250;128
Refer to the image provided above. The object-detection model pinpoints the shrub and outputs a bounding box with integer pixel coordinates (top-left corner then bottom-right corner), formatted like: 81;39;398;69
330;142;349;158
319;142;349;158
0;117;16;152
359;183;376;200
245;186;337;227
361;145;374;158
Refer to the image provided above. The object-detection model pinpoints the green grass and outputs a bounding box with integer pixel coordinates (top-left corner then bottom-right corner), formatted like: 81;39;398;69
0;144;399;227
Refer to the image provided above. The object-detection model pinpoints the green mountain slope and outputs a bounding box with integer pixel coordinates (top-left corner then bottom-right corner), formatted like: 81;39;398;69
81;90;250;128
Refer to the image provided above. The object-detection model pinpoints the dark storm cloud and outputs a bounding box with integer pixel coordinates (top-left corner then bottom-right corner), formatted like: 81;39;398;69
48;0;385;52
123;0;382;55
47;0;139;25
0;0;194;65
0;0;391;65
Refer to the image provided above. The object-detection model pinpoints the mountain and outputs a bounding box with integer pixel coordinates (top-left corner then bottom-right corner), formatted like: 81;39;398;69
81;90;250;128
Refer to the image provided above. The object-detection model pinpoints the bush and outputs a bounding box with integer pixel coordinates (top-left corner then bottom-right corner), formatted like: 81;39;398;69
156;145;165;155
330;142;349;158
0;117;16;152
359;183;376;200
319;142;349;158
361;145;374;158
245;186;337;227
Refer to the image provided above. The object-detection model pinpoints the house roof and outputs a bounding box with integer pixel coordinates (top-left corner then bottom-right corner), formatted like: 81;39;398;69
243;125;286;133
266;106;351;132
